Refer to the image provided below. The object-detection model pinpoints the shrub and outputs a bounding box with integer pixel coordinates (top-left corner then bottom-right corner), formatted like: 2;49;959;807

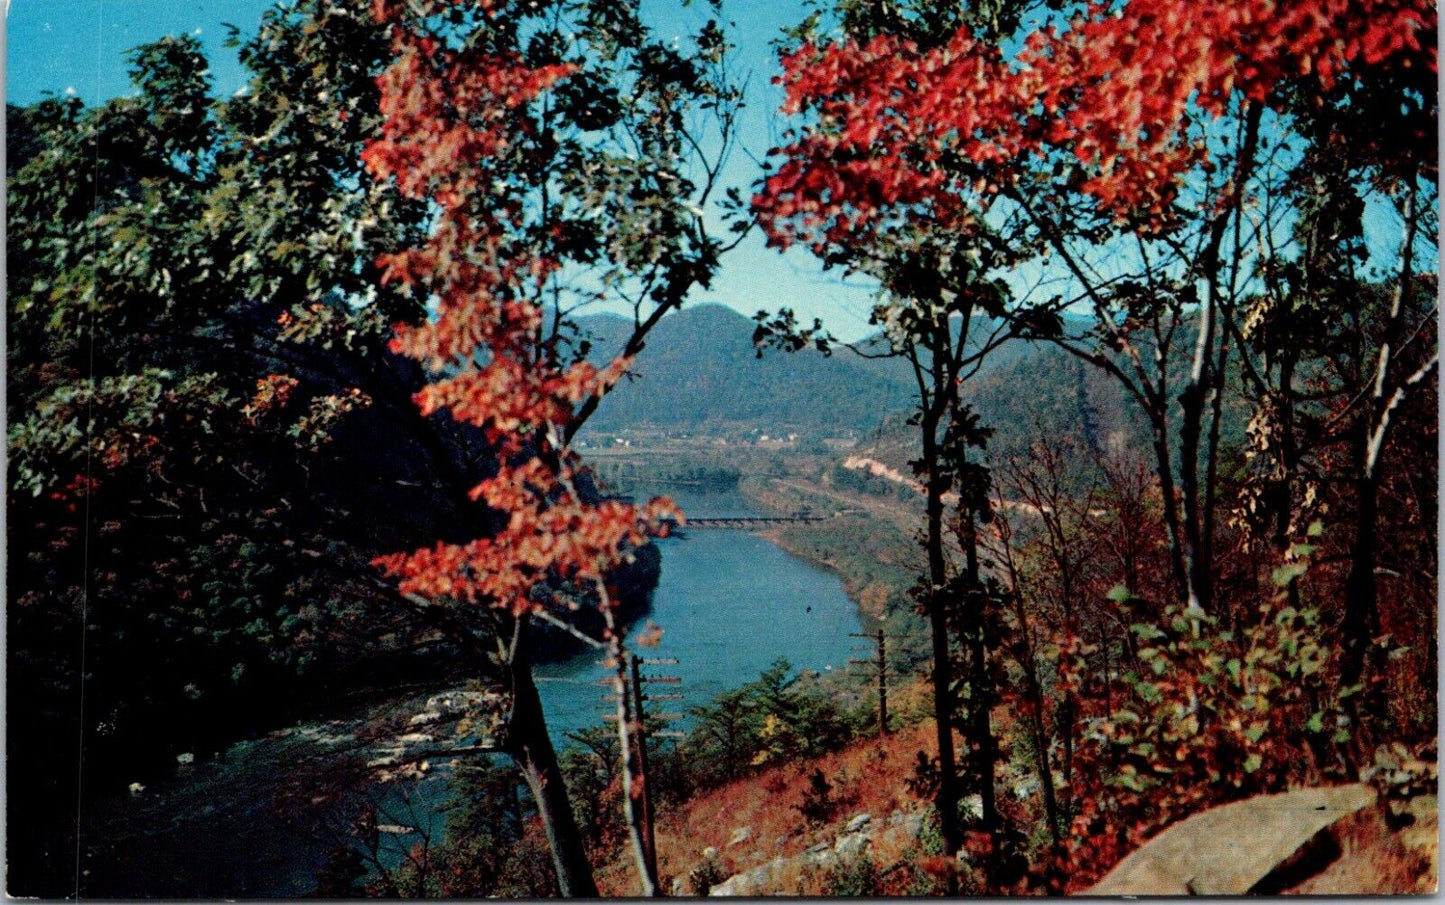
825;854;880;896
1061;588;1346;887
688;854;728;895
796;768;837;826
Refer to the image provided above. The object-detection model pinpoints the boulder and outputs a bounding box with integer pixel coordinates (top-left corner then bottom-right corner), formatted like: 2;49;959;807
834;832;871;858
804;843;839;868
845;813;873;833
883;812;924;844
1088;784;1377;895
728;826;753;847
709;856;786;897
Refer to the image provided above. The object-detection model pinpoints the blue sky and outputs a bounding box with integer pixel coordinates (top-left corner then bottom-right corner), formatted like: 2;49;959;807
9;2;1422;343
5;0;884;341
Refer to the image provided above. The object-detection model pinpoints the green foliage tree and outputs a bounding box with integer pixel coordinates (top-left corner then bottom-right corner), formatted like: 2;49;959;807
6;11;438;890
681;658;861;789
8;0;743;895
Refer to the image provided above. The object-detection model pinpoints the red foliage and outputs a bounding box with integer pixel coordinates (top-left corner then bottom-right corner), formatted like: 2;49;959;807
756;0;1434;248
363;2;675;626
244;374;301;423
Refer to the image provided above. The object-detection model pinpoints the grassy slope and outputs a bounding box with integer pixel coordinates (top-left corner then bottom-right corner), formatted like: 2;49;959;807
598;713;1439;896
598;716;944;896
740;467;934;669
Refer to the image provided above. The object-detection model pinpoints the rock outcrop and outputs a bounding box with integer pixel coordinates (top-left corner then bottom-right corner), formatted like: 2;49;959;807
707;809;926;896
1087;784;1377;895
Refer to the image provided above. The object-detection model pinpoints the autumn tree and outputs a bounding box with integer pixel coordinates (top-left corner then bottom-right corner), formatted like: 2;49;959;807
757;0;1433;884
359;0;743;894
754;0;1072;883
762;0;1431;606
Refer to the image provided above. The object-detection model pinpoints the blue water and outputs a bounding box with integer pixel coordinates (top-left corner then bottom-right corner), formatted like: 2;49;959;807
536;528;865;738
80;488;864;897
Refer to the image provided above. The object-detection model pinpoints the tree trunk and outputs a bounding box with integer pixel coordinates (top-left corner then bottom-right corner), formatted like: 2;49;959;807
1019;644;1061;851
1340;184;1422;746
616;651;660;896
1179;369;1213;615
1273;360;1306;609
961;507;998;853
1179;100;1263;617
1201;328;1231;609
1340;453;1381;770
1149;414;1190;603
921;407;963;889
506;625;599;897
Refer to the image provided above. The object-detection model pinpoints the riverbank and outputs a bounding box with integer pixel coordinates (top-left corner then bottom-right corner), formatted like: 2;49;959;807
735;473;931;668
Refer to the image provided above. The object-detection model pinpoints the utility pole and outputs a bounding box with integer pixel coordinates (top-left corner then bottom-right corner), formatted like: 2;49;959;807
876;629;888;737
599;656;681;896
629;654;660;885
849;629;891;737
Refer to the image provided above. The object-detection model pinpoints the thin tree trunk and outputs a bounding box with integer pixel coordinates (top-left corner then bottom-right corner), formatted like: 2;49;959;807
613;649;660;896
1201;327;1230;606
1010;586;1061;856
1150;415;1190;602
1046;509;1079;796
1182;101;1264;616
1340;183;1424;762
922;415;964;888
1275;355;1304;609
1179;315;1214;616
1021;655;1060;851
961;505;997;854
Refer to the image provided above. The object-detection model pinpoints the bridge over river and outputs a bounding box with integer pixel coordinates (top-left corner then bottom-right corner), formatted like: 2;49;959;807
673;513;833;529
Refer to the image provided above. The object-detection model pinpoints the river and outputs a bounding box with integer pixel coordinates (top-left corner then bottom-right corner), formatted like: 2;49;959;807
535;483;865;737
78;486;865;897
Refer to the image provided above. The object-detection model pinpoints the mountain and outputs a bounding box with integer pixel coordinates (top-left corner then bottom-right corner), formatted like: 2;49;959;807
852;340;1151;475
576;304;915;437
574;303;1150;464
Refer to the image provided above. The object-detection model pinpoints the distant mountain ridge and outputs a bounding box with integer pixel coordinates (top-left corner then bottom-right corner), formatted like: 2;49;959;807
574;303;1151;460
576;304;915;436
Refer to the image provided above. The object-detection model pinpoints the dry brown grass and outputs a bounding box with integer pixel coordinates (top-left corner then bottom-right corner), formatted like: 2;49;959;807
1282;796;1438;895
598;697;1441;897
646;719;941;894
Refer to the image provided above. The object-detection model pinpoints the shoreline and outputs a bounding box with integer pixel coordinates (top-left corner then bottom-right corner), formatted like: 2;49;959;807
756;525;884;621
739;480;918;626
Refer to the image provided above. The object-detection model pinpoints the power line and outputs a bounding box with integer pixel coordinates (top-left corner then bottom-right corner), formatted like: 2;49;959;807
849;629;894;737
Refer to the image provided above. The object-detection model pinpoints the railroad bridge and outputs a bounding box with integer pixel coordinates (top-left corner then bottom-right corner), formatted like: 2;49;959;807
671;513;831;529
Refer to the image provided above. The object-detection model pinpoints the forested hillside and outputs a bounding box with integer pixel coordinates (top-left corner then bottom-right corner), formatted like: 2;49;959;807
577;304;914;435
578;303;1155;467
